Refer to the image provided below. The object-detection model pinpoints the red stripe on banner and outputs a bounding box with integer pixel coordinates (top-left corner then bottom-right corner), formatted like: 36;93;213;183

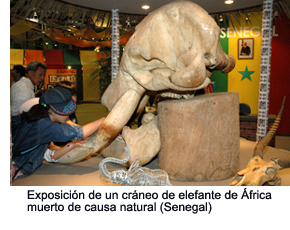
45;50;65;69
269;12;290;135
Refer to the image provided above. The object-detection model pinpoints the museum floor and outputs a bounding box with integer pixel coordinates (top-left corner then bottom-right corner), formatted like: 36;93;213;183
12;102;290;186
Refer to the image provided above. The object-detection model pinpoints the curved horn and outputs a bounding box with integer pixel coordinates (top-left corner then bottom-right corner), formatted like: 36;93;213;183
254;97;286;158
272;157;290;170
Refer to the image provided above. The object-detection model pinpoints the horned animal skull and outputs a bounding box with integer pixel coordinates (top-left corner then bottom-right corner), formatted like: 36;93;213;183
230;97;286;186
230;156;281;186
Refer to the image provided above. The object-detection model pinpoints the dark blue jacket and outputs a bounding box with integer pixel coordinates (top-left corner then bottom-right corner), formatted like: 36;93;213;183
12;117;83;175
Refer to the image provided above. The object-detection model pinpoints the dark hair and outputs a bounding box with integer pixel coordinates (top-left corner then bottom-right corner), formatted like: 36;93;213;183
26;61;47;74
21;104;49;122
56;81;77;96
13;65;26;77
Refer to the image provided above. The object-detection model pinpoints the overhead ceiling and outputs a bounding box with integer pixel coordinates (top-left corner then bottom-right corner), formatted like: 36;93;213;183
62;0;264;15
13;0;289;50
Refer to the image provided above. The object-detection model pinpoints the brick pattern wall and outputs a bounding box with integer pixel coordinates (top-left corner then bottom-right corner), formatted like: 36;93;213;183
240;115;276;147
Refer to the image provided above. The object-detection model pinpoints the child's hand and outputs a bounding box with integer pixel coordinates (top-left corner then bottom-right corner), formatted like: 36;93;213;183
70;140;87;148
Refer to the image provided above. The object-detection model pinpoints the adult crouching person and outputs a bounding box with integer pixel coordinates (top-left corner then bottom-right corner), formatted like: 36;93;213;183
12;87;105;179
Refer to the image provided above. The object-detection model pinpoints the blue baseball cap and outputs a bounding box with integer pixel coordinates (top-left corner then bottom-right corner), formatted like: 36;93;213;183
39;87;76;115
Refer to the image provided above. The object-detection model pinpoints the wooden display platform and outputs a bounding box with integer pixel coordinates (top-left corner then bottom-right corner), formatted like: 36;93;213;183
158;92;240;181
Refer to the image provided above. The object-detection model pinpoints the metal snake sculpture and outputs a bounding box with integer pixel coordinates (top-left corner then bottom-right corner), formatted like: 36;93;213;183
99;146;172;186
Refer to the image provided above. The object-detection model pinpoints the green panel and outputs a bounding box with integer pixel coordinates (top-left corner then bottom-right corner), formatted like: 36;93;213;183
63;50;81;65
211;35;229;92
63;50;83;100
211;17;229;92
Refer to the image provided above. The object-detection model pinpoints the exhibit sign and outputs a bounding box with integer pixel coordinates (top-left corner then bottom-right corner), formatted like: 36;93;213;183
44;69;77;89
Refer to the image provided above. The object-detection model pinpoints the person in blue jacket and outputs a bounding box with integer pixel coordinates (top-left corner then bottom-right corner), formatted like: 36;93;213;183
12;86;105;178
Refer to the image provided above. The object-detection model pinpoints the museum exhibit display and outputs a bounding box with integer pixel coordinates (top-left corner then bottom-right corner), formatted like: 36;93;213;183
56;1;236;165
10;0;290;186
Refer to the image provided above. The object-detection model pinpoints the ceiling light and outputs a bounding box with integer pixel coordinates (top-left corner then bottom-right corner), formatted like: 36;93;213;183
142;5;150;10
225;0;234;4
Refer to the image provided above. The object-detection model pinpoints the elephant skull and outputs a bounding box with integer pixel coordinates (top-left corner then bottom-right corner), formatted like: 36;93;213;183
57;1;235;164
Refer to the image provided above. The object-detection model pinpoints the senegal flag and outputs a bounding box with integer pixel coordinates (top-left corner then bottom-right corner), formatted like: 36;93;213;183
211;12;262;114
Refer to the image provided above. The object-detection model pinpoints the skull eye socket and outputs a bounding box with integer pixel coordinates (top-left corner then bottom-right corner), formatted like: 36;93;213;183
265;167;276;177
204;53;211;67
205;53;211;60
204;53;217;69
